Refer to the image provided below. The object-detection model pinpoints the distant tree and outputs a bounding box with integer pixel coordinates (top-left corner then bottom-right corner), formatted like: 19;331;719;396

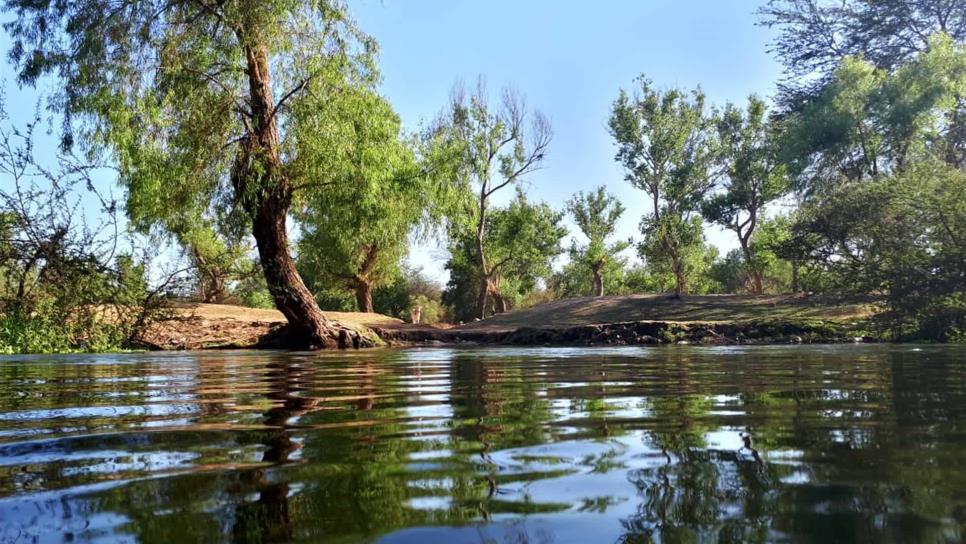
710;218;794;294
609;78;716;296
548;256;631;298
371;266;445;322
703;96;789;293
444;191;565;320
436;80;552;319
565;186;630;296
2;0;378;348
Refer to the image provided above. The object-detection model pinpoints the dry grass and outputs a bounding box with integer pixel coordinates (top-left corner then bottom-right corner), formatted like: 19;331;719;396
456;294;877;332
166;302;403;328
141;302;403;350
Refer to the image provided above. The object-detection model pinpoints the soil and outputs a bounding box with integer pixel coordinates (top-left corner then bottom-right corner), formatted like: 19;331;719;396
140;295;879;350
139;302;405;350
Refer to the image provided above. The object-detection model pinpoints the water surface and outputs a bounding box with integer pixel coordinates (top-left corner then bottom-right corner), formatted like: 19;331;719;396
1;345;964;543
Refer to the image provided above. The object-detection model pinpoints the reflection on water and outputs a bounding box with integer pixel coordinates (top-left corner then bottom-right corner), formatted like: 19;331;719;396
1;345;965;543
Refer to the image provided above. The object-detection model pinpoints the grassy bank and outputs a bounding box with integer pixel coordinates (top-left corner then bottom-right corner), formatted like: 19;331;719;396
377;294;880;346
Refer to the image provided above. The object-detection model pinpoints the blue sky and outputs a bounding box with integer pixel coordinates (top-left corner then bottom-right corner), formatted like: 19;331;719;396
1;0;783;285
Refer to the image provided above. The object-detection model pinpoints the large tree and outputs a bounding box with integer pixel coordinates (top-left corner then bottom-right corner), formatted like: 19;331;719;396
780;34;966;193
789;162;966;340
3;0;379;347
703;96;789;294
758;0;966;105
608;78;716;297
437;80;551;319
565;186;629;296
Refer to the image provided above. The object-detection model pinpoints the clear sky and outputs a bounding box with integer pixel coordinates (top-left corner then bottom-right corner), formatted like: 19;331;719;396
1;0;784;285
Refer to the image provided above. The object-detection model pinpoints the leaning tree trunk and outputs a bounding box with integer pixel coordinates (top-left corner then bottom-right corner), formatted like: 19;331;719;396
592;264;604;297
250;195;347;348
355;281;374;313
238;33;367;349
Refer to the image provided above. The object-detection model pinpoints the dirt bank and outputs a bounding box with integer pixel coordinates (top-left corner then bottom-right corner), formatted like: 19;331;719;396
375;294;878;346
141;295;879;350
140;302;405;350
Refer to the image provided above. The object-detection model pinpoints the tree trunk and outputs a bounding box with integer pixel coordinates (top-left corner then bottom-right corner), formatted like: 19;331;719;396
791;258;800;294
738;237;764;295
250;197;344;348
673;261;687;298
238;32;366;349
592;264;604;297
476;277;490;320
750;270;764;295
355;281;373;313
493;291;509;314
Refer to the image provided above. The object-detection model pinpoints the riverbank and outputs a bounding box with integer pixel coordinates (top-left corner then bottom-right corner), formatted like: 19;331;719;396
140;295;879;350
376;294;878;346
139;303;406;350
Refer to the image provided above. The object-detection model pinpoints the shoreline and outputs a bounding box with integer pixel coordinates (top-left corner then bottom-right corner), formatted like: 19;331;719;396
374;318;878;348
135;297;881;351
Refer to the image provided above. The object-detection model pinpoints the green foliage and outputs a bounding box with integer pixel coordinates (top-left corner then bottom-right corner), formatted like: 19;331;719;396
231;272;275;310
565;186;630;296
550;255;631;298
442;244;484;323
788;161;966;340
609;78;717;295
0;252;156;354
3;0;384;345
758;0;966;108
444;191;565;321
294;85;428;310
436;80;553;318
703;96;790;293
0;103;165;353
780;35;966;192
409;294;445;325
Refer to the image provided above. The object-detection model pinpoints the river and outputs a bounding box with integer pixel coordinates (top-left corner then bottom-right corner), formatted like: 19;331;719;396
1;345;964;543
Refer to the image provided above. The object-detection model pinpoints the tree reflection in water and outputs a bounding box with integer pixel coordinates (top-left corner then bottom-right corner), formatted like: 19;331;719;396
1;346;965;543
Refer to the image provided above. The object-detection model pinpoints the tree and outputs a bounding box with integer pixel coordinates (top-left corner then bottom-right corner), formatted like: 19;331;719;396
703;96;789;293
3;0;378;348
548;256;639;298
127;187;253;303
437;80;551;319
780;34;966;193
758;0;966;106
565;186;630;296
444;191;565;321
608;78;716;296
788;162;966;340
295;87;426;313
